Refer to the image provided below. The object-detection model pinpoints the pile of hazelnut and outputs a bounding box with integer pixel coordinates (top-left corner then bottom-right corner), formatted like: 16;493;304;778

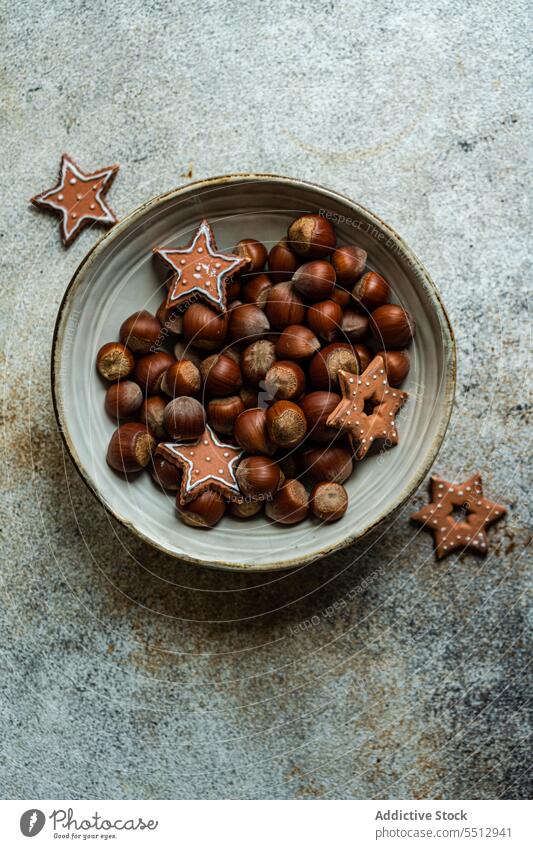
96;213;415;529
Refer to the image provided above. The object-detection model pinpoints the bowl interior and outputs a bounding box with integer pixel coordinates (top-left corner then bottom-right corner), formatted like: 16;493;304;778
53;175;455;570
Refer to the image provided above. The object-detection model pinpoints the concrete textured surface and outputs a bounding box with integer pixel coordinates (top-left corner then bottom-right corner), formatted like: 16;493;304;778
0;0;531;799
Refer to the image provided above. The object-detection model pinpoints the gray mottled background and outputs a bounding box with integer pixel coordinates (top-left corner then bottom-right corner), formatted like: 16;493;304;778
0;0;531;799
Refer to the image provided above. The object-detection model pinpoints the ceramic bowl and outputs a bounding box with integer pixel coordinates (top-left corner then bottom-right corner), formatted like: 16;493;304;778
52;174;455;570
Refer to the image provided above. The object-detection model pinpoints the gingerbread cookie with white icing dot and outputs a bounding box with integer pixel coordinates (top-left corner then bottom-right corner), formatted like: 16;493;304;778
326;355;408;460
31;153;119;246
411;473;507;559
156;424;243;505
153;219;250;314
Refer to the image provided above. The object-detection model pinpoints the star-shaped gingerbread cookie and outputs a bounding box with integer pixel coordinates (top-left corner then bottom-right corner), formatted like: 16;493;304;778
411;473;507;559
326;355;408;460
31;153;119;246
154;220;249;313
156;424;243;505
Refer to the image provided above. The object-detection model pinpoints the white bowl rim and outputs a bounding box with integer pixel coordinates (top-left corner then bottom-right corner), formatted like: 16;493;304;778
51;172;456;571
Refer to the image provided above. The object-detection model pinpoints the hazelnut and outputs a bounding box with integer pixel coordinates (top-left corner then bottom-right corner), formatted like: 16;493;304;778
230;499;264;519
331;245;367;286
266;400;307;448
200;353;242;396
207;395;245;435
299;391;340;443
173;340;202;366
151;456;181;490
177;490;226;528
139;395;167;440
375;349;410;386
307;300;342;342
234;408;275;456
134;351;175;394
104;381;143;421
236;456;282;498
341;308;370;342
268;239;300;281
96;342;135;382
371;304;415;348
308;343;358;390
226;278;241;301
276;452;300;479
353;271;390;310
353;343;372;372
265;479;309;525
161;360;201;397
276;325;321;361
228;303;270;344
288;213;336;259
241;273;272;309
330;285;352;309
301;445;353;484
264;360;305;401
156;300;183;336
183;302;228;350
240;340;277;387
233;238;268;273
310;482;348;523
239;386;258;409
163;396;206;440
265;282;306;329
221;344;241;364
106;422;155;473
292;260;336;301
119;310;162;353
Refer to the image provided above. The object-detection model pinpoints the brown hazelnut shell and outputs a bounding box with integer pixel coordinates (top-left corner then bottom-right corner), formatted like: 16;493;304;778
106;422;155;473
183;303;228;350
292;260;336;301
375;349;411;386
310;482;348;523
156;300;183;335
134;352;175;395
240;340;277;387
308;343;358;390
331;245;367;286
301;444;353;484
341;309;370;343
265;281;306;329
163;396;206;440
370;304;415;348
266;400;307;448
200;353;243;396
268;239;300;282
233;238;268;273
299;391;341;443
353;272;391;311
241;273;272;309
119;310;162;353
161;360;201;397
265;479;309;525
234;408;276;456
288;214;336;259
236;456;281;498
307;299;342;342
139;395;167;440
207;395;245;435
104;381;143;420
151;456;181;490
228;303;270;344
264;360;305;401
96;342;135;382
275;325;321;361
177;490;226;528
